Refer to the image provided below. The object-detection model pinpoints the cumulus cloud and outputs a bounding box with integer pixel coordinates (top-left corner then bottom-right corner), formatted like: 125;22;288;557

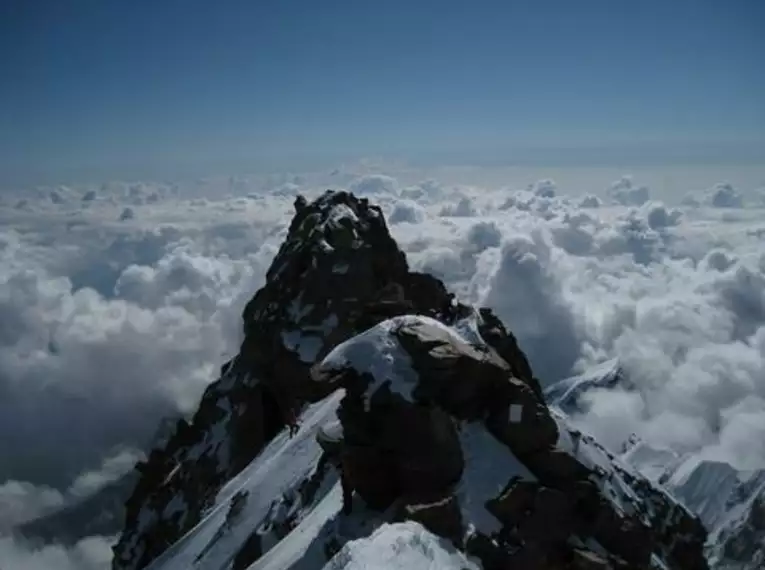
0;184;298;565
0;268;218;485
0;193;285;498
67;449;144;500
49;190;67;205
4;164;765;568
560;240;765;471
530;179;557;198
497;188;567;221
440;195;479;217
607;175;650;206
595;213;664;265
400;179;444;202
0;482;64;531
119;207;135;221
0;534;113;570
465;221;502;253
548;212;597;256
643;202;682;230
347;174;399;196
0;449;140;531
480;231;583;384
579;194;601;208
682;182;746;209
701;249;737;272
388;200;426;225
709;182;744;208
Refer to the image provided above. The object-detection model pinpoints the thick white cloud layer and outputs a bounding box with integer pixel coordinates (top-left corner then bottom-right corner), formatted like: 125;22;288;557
67;449;144;500
0;535;114;570
607;175;651;206
683;182;747;209
0;481;64;531
0;192;291;492
1;166;765;566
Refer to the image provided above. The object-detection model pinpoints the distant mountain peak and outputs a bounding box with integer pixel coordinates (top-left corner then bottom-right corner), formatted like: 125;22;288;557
665;458;765;570
544;357;633;415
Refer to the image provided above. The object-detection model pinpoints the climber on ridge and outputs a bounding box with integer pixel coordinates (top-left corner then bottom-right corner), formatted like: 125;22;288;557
285;405;300;437
316;420;354;515
267;381;301;438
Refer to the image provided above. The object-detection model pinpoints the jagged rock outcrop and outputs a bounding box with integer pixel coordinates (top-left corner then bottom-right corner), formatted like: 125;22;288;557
113;190;709;570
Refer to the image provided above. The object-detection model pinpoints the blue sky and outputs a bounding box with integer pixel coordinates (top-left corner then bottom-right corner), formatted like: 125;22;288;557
1;0;763;184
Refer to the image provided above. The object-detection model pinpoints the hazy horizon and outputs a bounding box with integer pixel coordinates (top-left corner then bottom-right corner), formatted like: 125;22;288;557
2;0;764;186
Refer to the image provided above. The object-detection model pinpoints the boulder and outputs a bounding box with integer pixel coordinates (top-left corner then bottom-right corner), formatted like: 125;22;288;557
324;363;465;507
394;318;512;420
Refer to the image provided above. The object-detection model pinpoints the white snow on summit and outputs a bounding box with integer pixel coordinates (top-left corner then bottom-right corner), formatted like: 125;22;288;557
318;315;479;407
321;522;480;570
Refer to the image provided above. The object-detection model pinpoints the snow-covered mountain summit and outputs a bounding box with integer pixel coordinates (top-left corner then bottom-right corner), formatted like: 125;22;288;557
113;191;708;570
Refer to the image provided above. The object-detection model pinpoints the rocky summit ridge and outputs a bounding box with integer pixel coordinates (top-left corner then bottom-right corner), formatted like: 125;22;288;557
113;190;709;570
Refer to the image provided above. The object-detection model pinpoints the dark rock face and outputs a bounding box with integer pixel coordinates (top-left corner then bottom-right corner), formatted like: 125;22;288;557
113;191;709;570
